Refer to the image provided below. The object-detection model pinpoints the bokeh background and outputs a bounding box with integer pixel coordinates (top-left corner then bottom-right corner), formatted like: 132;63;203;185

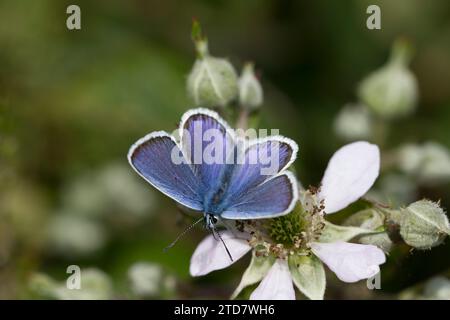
1;0;450;299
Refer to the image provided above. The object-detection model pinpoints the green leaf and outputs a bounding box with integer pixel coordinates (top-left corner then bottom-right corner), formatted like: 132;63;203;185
319;221;379;243
344;208;385;230
288;254;325;300
343;209;393;251
231;252;275;299
359;232;393;252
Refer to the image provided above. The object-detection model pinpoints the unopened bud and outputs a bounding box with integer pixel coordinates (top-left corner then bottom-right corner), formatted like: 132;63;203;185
400;200;450;249
423;276;450;300
334;104;372;140
128;262;175;298
187;24;238;108
358;39;418;119
29;273;59;299
397;142;450;185
238;63;263;110
29;269;113;300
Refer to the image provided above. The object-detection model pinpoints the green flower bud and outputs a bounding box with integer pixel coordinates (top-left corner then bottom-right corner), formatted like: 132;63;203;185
398;142;450;185
128;262;176;298
29;273;59;299
187;39;238;108
56;268;113;300
397;144;422;174
399;200;450;250
29;269;113;300
238;63;263;110
46;213;107;257
358;40;418;119
334;104;372;140
423;276;450;300
400;276;450;300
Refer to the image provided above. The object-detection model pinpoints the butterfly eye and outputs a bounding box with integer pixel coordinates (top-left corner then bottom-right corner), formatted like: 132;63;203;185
211;216;218;224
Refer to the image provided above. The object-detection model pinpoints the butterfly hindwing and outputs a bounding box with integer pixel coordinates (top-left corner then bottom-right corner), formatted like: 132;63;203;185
224;137;298;203
221;171;298;219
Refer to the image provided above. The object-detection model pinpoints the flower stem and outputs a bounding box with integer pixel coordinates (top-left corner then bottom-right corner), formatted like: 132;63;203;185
236;108;249;131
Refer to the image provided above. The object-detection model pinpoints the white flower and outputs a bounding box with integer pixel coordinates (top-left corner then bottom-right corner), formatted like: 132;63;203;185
189;141;386;299
250;259;295;300
309;241;384;283
190;230;252;277
308;141;385;283
319;141;380;214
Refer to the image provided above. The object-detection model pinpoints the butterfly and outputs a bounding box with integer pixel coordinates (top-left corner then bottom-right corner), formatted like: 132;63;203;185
128;108;298;257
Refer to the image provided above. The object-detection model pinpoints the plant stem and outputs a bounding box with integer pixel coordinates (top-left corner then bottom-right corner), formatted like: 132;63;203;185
236;108;249;131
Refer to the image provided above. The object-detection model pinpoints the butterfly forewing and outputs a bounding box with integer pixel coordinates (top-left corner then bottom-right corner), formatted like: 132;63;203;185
180;109;236;196
128;131;204;211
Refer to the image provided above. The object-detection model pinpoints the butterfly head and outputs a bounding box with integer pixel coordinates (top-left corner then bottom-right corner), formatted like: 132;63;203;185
204;213;218;231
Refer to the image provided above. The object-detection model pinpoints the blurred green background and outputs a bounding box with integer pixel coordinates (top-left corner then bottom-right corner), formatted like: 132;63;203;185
1;0;450;299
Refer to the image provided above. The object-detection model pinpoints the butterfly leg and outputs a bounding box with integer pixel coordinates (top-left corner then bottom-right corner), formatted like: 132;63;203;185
205;214;233;262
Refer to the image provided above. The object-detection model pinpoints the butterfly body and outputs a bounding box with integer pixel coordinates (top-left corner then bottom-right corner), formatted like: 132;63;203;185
202;163;236;218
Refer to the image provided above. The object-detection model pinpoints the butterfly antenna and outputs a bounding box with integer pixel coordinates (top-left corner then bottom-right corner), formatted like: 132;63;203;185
163;216;204;252
214;228;234;262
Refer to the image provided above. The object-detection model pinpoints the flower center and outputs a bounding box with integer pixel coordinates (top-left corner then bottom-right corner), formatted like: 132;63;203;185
236;189;326;259
268;204;306;245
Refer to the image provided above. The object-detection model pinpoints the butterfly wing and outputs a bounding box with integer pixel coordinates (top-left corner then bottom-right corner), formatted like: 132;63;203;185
179;108;235;193
221;171;298;219
220;137;299;219
128;131;204;211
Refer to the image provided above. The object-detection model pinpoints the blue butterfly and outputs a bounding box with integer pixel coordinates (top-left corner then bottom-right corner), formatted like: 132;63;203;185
128;108;298;255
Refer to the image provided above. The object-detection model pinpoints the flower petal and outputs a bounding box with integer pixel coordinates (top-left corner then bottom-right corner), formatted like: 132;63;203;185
250;259;295;300
288;254;326;300
231;251;275;299
190;231;251;277
320;141;380;214
311;241;386;283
